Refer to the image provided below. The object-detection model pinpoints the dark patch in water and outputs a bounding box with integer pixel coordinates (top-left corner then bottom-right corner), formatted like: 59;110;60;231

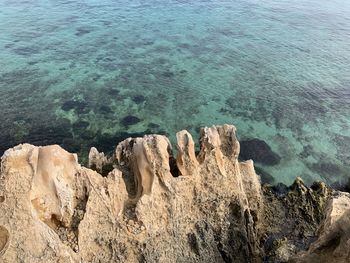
102;20;112;26
103;57;114;62
107;88;120;96
162;71;175;78
0;134;15;157
99;105;113;114
61;1;76;5
61;100;89;114
254;166;275;184
80;130;96;140
93;131;145;154
72;121;89;130
13;46;40;56
27;61;38;66
61;101;76;111
157;130;170;137
132;95;146;104
61;138;82;153
240;139;281;166
311;162;342;181
121;115;141;126
142;40;154;46
25;124;72;146
180;69;188;74
92;74;103;81
148;122;160;129
4;43;14;49
299;145;313;158
155;58;168;65
0;122;77;154
75;27;92;36
178;43;191;49
333;134;350;164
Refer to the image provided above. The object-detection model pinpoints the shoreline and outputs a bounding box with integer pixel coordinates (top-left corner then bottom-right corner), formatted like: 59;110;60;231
0;124;349;262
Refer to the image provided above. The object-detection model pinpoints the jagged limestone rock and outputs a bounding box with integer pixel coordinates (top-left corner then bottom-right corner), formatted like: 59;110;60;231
262;177;332;262
88;147;114;176
0;125;348;262
292;192;350;263
176;130;198;176
88;147;107;172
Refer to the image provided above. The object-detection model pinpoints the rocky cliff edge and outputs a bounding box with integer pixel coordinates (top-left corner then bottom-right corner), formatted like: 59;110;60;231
0;124;349;263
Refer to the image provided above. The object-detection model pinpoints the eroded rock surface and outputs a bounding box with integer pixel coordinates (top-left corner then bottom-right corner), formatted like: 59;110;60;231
0;125;348;262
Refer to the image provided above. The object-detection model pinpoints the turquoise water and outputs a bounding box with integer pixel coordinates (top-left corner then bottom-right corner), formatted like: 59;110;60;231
1;0;350;186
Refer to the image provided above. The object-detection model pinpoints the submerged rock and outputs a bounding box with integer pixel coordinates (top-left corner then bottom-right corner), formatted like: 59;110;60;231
148;122;160;129
98;105;113;114
0;124;348;262
61;100;89;114
132;95;146;104
120;115;141;126
107;88;120;96
240;138;281;165
72;121;90;130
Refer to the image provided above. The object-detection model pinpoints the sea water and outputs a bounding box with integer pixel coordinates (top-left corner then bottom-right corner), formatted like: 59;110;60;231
0;0;350;186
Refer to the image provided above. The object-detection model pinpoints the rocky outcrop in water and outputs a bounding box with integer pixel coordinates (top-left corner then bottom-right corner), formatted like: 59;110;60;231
0;125;348;262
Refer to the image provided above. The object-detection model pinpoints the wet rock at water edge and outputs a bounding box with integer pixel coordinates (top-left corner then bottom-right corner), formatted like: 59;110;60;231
271;183;289;197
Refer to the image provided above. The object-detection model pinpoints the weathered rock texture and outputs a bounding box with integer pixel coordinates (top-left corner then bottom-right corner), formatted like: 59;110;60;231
0;124;348;262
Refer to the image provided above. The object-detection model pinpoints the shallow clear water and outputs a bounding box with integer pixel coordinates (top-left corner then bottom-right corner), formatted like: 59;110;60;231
1;0;350;185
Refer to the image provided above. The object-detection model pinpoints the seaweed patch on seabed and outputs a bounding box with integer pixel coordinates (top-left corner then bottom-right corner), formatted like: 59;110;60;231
333;134;350;164
98;105;113;114
148;123;160;129
121;115;141;127
239;138;281;166
132;95;146;104
72;121;90;130
309;161;346;184
107;88;120;96
61;100;89;114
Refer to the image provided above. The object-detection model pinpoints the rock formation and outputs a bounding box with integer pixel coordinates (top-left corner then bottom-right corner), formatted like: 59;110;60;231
0;124;348;262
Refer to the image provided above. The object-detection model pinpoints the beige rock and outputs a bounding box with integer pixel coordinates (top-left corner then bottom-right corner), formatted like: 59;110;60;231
294;192;350;263
88;147;109;173
115;135;174;200
0;124;347;263
176;130;198;176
